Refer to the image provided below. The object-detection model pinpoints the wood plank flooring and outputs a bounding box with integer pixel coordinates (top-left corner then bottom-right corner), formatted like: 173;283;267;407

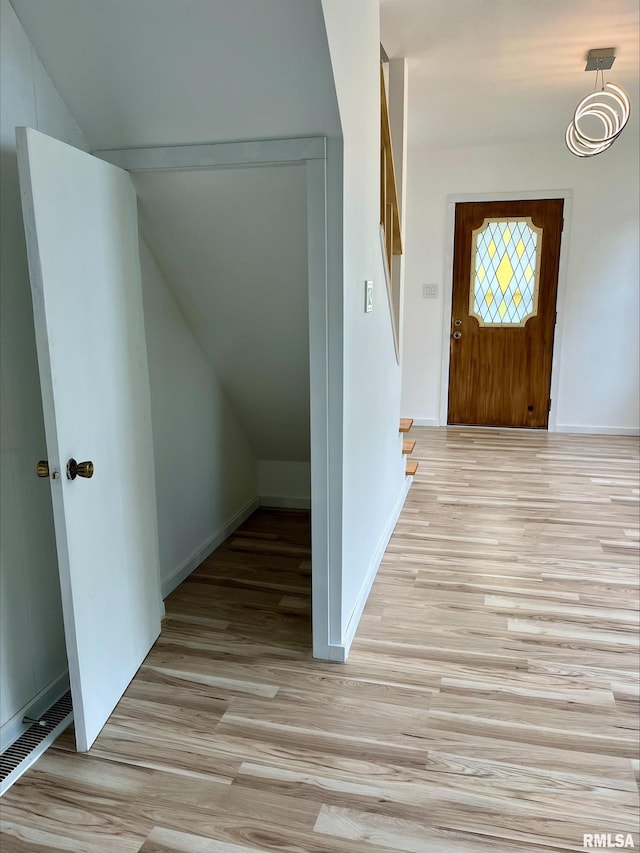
1;428;638;852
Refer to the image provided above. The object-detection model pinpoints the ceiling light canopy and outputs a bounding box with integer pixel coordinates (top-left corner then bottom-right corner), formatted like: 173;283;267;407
566;49;631;158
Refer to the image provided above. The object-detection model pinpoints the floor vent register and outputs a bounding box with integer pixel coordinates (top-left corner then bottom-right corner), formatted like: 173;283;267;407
0;691;73;796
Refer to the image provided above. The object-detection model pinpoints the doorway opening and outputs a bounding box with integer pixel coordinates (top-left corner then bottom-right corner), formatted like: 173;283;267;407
117;141;331;661
132;158;314;647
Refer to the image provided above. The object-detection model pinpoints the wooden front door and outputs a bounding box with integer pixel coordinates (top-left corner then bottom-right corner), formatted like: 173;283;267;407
447;199;563;428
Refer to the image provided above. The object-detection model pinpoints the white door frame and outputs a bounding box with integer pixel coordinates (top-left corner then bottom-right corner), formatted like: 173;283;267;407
439;190;573;431
96;137;336;659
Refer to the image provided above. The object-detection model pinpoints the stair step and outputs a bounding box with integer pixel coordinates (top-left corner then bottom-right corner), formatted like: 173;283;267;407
399;418;414;433
406;460;419;476
402;439;416;455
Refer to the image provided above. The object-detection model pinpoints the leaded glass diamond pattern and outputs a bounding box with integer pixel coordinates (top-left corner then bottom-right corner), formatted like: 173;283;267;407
470;219;541;326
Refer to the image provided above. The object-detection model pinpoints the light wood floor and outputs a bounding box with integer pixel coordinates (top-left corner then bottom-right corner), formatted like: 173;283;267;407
1;428;638;852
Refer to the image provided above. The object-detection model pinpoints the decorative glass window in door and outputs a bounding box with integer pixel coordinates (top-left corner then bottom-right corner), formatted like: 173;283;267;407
469;217;542;326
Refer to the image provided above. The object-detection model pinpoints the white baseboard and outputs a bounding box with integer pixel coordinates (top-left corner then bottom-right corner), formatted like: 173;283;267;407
555;424;640;436
259;495;311;510
412;418;440;427
161;496;260;598
336;477;412;663
0;671;69;754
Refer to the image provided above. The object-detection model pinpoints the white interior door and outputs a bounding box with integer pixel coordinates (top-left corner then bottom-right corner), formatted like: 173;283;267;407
16;127;163;752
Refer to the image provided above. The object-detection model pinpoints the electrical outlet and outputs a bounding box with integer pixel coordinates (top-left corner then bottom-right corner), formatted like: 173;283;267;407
423;284;438;299
365;280;373;313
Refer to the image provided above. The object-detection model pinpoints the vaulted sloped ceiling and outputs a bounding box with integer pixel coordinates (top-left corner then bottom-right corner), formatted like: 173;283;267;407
10;0;341;149
135;165;310;462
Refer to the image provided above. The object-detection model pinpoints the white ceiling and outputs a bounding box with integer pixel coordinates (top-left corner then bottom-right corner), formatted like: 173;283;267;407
380;0;640;149
135;165;310;462
10;0;638;152
9;0;340;150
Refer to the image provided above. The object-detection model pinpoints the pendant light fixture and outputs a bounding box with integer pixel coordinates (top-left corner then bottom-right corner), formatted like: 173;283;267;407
566;48;631;157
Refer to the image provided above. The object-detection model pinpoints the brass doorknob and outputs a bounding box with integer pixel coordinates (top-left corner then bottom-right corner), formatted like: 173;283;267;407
66;458;94;480
36;460;49;478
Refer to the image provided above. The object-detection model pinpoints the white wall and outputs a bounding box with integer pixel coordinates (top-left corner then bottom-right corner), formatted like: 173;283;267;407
139;240;258;597
401;130;640;434
388;58;409;361
258;461;311;509
322;0;409;654
0;0;87;747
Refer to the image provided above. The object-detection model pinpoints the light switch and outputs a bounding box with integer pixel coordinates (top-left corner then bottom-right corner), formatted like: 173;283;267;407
365;280;373;313
423;284;438;299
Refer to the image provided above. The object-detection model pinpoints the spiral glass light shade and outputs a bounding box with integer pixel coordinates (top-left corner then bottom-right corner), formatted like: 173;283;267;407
566;82;631;157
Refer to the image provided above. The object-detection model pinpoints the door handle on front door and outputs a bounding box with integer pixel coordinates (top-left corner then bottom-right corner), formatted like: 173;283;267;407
67;458;94;480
